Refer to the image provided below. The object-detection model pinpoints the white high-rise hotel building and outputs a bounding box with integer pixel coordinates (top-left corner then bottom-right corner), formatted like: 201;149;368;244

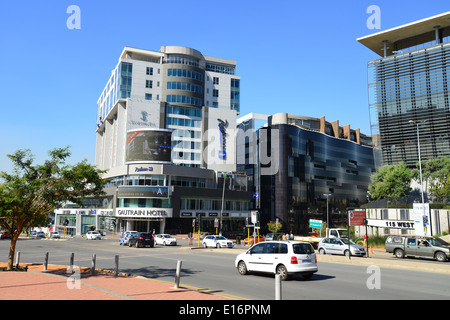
90;46;251;235
96;46;240;169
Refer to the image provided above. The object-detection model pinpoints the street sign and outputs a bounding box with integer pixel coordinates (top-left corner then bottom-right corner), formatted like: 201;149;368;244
348;210;366;226
251;210;259;224
309;219;323;229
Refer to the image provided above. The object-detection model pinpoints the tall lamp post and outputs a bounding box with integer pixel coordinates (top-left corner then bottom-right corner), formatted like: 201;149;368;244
409;120;430;235
220;171;233;236
323;193;332;237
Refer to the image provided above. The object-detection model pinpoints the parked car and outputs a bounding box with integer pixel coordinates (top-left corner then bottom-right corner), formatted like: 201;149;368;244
128;232;155;248
318;237;366;257
36;231;46;238
49;231;60;239
385;235;450;262
0;231;11;239
235;240;318;280
202;235;234;248
265;233;284;241
154;234;177;246
243;235;265;245
86;231;102;240
119;231;138;245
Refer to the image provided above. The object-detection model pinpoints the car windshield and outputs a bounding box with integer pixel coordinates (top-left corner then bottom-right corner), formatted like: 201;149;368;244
164;235;173;238
293;243;314;254
340;238;355;245
428;238;445;247
216;236;227;240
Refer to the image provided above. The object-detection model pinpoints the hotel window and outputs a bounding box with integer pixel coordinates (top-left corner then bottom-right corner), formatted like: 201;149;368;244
213;77;219;85
146;67;153;75
146;80;153;88
213;89;219;97
145;93;152;100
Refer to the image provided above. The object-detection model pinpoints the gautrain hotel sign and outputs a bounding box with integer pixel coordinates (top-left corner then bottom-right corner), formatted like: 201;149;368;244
117;186;172;218
116;208;172;218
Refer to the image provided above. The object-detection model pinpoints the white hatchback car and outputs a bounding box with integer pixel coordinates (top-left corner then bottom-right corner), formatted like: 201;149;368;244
86;231;102;240
235;241;318;280
202;235;234;248
154;234;177;246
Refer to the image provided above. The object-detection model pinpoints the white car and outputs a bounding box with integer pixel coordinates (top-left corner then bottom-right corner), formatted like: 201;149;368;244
154;234;177;246
49;231;60;239
86;231;102;240
318;237;366;257
202;235;234;248
235;240;318;280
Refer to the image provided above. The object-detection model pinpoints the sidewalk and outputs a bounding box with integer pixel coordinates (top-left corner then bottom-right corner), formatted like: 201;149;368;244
0;263;235;300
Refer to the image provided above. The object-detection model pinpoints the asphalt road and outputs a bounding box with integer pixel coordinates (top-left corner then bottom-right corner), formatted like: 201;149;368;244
2;236;450;300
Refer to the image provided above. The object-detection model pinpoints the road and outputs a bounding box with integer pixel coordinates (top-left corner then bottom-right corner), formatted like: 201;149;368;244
1;236;450;300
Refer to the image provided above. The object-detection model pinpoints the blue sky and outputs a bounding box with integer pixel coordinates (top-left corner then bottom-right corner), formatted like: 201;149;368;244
0;0;448;172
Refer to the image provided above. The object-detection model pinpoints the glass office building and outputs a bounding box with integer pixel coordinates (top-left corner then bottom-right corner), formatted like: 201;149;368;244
237;113;375;234
359;12;450;167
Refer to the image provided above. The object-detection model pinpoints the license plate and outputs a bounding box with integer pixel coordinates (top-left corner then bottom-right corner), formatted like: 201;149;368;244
302;259;311;263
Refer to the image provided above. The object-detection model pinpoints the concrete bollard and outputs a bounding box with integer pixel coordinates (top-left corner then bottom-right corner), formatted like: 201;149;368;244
91;253;96;275
69;253;74;273
275;274;282;300
15;252;20;268
174;260;183;288
114;255;119;277
44;252;49;271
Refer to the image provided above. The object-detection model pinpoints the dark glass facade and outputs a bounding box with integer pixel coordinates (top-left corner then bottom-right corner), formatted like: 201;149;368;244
368;42;450;167
241;123;375;235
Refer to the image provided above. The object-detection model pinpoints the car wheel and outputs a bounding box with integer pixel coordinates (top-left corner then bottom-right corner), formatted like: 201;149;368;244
128;242;132;247
435;251;447;262
394;249;405;259
276;265;289;281
238;261;248;275
202;242;207;248
319;248;326;255
216;243;221;248
344;250;350;257
135;241;139;248
163;241;167;246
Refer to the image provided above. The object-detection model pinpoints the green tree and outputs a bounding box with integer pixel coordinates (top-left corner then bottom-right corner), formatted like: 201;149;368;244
0;147;107;270
425;157;450;200
368;162;412;201
267;220;282;233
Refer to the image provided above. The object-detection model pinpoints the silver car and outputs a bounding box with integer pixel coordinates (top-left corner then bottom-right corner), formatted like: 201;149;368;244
318;237;366;257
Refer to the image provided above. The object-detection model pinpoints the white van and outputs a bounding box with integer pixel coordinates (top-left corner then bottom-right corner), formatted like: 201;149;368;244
235;240;318;280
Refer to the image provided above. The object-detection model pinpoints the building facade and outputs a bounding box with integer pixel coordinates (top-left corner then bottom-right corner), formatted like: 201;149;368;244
92;46;251;236
237;113;376;235
358;12;450;167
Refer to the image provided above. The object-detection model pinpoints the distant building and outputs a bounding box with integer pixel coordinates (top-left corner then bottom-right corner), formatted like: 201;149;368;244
237;113;376;234
358;12;450;167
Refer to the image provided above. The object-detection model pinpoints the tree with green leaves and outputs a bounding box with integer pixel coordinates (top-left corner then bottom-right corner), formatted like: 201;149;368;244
0;147;107;270
368;162;413;201
267;220;282;233
420;157;450;200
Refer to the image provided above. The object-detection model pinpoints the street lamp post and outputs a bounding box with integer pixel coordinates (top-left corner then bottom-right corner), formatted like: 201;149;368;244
409;120;430;235
323;193;332;237
219;171;233;236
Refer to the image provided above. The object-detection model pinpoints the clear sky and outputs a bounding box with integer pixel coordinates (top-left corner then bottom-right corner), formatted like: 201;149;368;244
0;0;448;172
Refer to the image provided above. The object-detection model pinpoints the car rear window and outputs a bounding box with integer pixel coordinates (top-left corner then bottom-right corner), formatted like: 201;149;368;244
293;243;314;254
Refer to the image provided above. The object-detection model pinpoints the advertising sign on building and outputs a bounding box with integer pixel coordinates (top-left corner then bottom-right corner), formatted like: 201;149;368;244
118;186;170;198
125;129;172;163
